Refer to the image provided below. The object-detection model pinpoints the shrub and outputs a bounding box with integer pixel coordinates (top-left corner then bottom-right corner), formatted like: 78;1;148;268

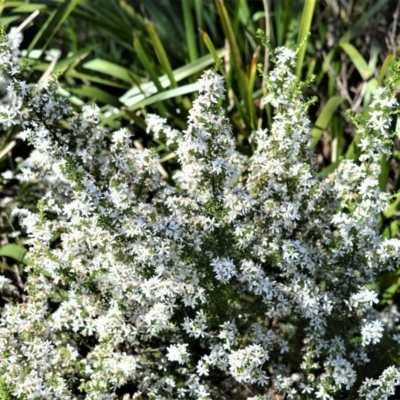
1;29;400;400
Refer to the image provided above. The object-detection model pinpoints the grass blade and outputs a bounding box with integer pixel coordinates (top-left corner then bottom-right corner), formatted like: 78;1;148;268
311;96;346;148
201;30;219;62
215;0;242;69
82;59;137;83
194;0;205;54
215;0;250;128
146;21;182;104
127;82;200;111
339;42;373;80
182;0;198;63
379;154;391;192
134;35;164;93
383;194;400;219
296;0;316;78
378;53;394;85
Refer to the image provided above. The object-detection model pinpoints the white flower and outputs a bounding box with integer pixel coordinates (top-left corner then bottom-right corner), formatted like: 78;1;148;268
2;30;400;400
361;320;384;346
210;257;236;283
166;344;189;364
112;128;131;146
228;344;269;383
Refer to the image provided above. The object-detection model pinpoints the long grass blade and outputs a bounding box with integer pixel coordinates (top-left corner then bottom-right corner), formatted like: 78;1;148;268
379;154;391;192
134;35;164;93
215;0;242;69
296;0;316;78
339;42;373;80
310;96;346;148
182;0;198;63
194;0;205;54
146;21;182;104
82;59;137;84
126;82;200;111
378;53;394;85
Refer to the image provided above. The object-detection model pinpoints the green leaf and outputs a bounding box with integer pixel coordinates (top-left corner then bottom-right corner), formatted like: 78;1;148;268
216;0;242;70
378;53;394;85
182;0;198;63
216;0;250;129
133;35;164;93
0;243;29;264
296;0;316;78
383;283;399;298
57;86;84;106
382;220;400;239
12;3;47;13
126;82;200;111
316;47;336;86
194;0;205;53
0;16;20;25
53;45;94;72
247;55;258;130
146;21;180;94
238;0;256;37
379;154;391;192
339;42;373;81
311;96;346;148
318;160;340;177
201;30;219;61
26;46;95;75
132;35;169;116
383;193;400;219
362;78;378;110
82;59;137;84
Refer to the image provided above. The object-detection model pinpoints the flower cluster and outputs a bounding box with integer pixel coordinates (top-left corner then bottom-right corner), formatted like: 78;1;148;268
0;30;400;400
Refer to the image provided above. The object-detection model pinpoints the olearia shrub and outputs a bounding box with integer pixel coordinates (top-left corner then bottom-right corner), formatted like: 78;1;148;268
0;29;400;400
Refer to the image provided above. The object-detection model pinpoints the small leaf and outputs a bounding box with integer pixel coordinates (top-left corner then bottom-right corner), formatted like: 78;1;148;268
0;244;29;264
383;193;400;219
201;30;219;62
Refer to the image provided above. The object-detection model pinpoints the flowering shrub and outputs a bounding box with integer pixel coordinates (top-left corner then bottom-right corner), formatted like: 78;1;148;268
1;30;400;400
